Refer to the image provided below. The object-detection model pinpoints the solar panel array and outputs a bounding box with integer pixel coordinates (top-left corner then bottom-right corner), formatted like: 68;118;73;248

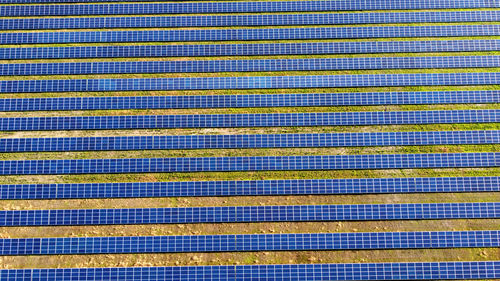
1;0;499;278
3;73;500;93
1;261;499;281
0;0;487;2
2;1;498;17
1;176;498;200
3;11;500;30
0;110;496;131
1;230;499;255
2;261;500;281
1;130;497;152
1;202;499;226
2;25;499;44
2;0;499;5
0;153;496;175
4;56;500;76
1;40;498;59
0;91;498;111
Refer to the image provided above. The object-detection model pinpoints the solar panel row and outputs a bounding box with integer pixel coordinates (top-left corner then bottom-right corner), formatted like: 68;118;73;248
3;262;499;281
2;0;498;5
0;110;496;131
0;130;481;153
0;130;497;152
2;73;499;93
0;153;496;175
3;11;499;30
2;176;498;200
2;40;498;60
5;56;499;76
1;230;498;255
2;1;498;17
1;91;498;111
2;25;498;44
1;202;498;226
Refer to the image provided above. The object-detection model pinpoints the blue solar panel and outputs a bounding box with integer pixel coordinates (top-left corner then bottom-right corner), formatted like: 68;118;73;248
2;261;499;281
2;1;497;17
2;40;498;60
0;153;496;175
0;91;498;111
4;56;499;76
2;11;499;30
0;202;498;226
0;110;496;131
2;25;498;44
0;131;497;152
2;0;498;6
2;73;499;93
2;177;498;200
1;230;498;255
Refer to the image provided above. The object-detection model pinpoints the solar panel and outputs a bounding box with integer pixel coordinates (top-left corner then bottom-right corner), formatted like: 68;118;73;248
2;1;497;17
2;0;498;5
4;56;499;76
1;91;498;111
1;202;498;226
2;25;498;44
0;153;496;175
2;40;498;60
1;176;498;200
0;130;497;152
0;110;497;131
2;261;499;281
1;230;498;255
3;11;499;30
2;73;499;93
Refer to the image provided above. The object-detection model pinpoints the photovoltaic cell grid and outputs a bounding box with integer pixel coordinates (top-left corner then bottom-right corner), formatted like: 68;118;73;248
2;262;499;281
1;1;498;16
2;40;498;60
0;91;498;111
0;0;498;275
0;110;496;131
2;25;499;44
4;56;500;76
0;0;495;4
1;177;498;200
0;153;496;175
3;11;500;30
5;177;500;200
1;231;498;255
0;131;497;152
1;202;498;226
2;73;500;93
